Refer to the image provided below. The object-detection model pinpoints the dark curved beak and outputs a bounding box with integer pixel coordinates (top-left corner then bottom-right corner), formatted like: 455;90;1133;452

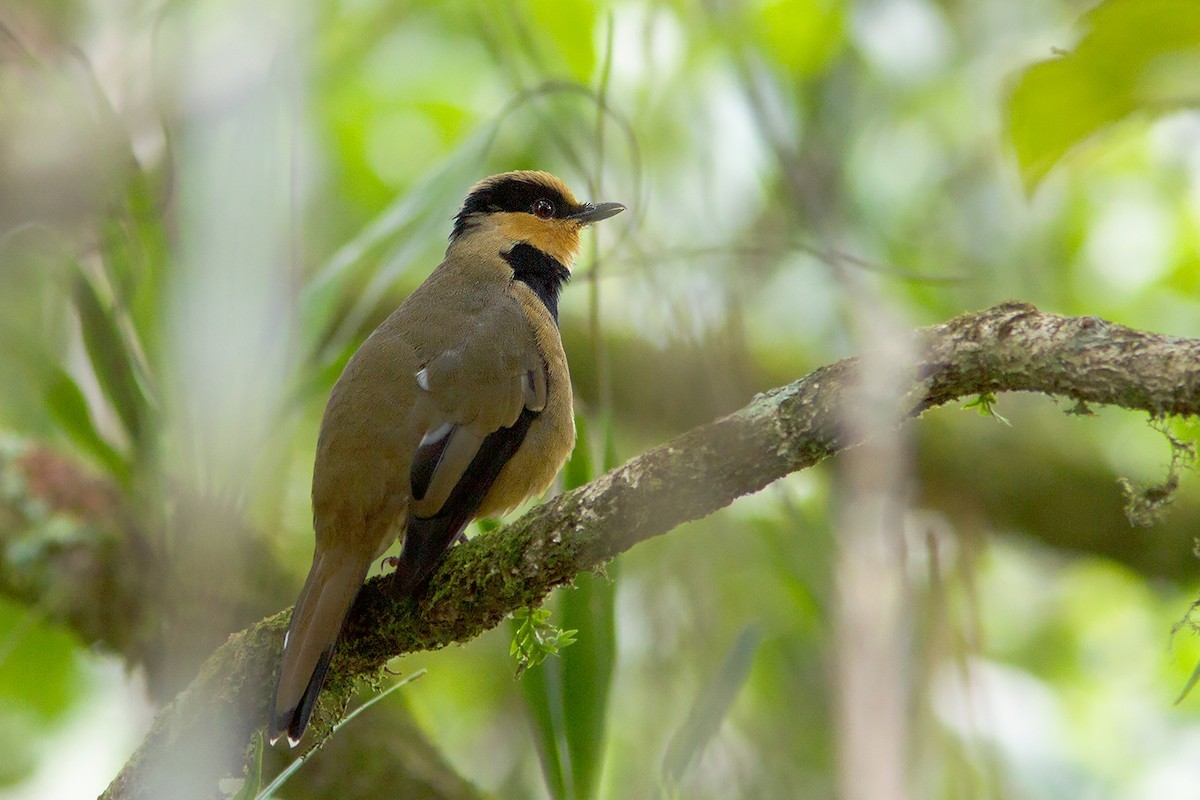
568;201;625;225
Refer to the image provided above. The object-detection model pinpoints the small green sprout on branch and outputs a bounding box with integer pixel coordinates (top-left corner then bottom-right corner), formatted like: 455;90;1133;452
962;392;1011;426
510;607;577;678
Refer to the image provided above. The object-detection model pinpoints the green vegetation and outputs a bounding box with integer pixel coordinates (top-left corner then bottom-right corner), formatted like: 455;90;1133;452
2;0;1200;798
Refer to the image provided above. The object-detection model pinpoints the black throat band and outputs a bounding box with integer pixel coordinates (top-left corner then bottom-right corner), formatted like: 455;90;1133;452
502;243;570;323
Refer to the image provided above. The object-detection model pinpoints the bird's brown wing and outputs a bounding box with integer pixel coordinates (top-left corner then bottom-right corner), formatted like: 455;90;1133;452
393;296;547;593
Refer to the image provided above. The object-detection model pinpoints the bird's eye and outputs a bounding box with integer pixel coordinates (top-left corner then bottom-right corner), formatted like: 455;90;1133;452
532;198;555;219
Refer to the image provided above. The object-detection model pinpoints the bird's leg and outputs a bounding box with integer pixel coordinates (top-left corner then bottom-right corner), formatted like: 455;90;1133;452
381;532;464;572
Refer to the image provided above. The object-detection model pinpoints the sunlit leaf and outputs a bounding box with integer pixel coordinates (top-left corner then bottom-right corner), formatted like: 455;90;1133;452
1174;654;1200;704
300;139;487;364
1007;0;1200;191
529;0;597;81
755;0;845;77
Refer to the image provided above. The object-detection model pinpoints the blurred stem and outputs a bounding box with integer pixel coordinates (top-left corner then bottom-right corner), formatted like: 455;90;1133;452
721;18;916;792
588;14;615;422
833;317;915;800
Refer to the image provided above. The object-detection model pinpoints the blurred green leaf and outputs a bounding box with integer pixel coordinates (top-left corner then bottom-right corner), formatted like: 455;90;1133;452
42;367;128;482
1007;0;1200;191
662;626;762;786
559;570;615;800
229;732;262;800
106;171;170;369
518;415;618;799
1174;654;1200;704
0;599;84;787
559;414;617;799
562;411;594;492
518;417;586;800
0;711;36;787
71;42;170;368
754;0;845;77
0;598;82;720
515;612;570;800
72;272;145;446
529;0;597;81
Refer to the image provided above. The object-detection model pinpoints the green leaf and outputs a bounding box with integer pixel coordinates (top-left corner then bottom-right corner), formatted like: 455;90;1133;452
519;415;618;799
72;272;146;445
43;368;128;482
1006;0;1200;191
74;52;170;368
560;569;615;800
562;413;594;492
105;176;169;362
511;607;577;677
514;610;569;800
961;392;1011;426
559;414;617;798
662;626;762;785
0;598;83;721
754;0;845;78
228;732;263;800
528;0;597;81
0;597;86;787
1175;654;1200;705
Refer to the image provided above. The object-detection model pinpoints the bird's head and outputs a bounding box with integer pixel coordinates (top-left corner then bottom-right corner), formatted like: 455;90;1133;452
450;170;625;269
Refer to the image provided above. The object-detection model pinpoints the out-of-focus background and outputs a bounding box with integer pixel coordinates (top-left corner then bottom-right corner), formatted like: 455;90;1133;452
2;0;1200;798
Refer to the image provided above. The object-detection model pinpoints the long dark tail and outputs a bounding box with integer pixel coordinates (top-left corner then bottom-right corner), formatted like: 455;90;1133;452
269;552;367;746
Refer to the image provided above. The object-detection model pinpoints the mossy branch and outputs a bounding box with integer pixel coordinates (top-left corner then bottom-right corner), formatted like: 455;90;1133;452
100;302;1200;800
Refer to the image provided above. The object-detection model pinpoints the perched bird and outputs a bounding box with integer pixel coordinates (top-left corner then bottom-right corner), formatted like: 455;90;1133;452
268;171;624;746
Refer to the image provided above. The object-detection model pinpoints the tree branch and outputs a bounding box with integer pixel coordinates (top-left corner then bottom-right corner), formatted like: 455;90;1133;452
101;302;1200;800
0;443;482;799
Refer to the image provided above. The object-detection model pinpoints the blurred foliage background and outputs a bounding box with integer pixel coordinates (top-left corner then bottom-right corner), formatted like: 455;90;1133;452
2;0;1200;798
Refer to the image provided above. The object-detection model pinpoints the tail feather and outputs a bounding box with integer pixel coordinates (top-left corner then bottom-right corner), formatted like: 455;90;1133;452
269;553;367;746
281;645;334;746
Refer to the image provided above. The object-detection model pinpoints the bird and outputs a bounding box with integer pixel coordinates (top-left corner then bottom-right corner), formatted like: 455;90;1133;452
268;170;624;746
